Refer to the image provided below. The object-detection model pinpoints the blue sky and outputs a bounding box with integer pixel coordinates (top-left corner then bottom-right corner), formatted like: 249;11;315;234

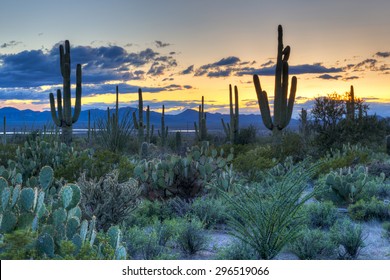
1;0;390;117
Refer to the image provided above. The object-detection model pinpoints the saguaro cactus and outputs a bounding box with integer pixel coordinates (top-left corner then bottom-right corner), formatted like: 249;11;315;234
133;88;145;143
2;116;6;145
194;96;207;142
158;105;168;147
49;40;82;145
346;85;355;121
253;25;297;134
221;84;239;143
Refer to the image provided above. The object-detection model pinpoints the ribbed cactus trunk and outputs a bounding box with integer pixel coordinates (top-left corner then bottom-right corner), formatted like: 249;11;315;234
133;88;144;143
194;96;207;142
49;40;82;145
158;105;169;147
346;85;355;121
221;85;240;143
253;25;297;136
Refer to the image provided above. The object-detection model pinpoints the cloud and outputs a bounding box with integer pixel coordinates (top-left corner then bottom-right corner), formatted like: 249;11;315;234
343;76;360;81
317;74;343;80
0;40;22;49
180;65;194;75
375;51;390;58
194;56;242;77
261;60;274;67
207;69;231;78
155;40;171;48
237;63;343;76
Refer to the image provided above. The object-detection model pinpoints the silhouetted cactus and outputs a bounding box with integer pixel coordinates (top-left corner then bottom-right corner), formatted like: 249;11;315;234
49;40;82;145
158;105;168;147
133;88;145;143
253;25;297;134
346;85;355;121
2;116;6;145
221;84;239;143
194;96;207;142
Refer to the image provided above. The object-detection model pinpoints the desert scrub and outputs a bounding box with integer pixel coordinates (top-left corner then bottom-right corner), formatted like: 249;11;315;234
176;217;209;256
330;218;366;259
216;239;258;260
348;197;390;221
222;161;320;260
289;228;336;260
78;170;141;231
0;229;37;259
303;201;338;229
190;197;228;229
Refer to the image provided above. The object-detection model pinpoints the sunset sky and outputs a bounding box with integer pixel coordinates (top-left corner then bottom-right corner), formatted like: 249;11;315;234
1;0;390;117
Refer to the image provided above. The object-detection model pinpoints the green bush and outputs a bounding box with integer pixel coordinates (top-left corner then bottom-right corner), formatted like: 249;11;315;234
330;218;365;259
289;228;336;260
176;217;209;255
216;239;258;260
222;162;319;259
190;197;228;229
348;197;390;221
303;201;338;229
0;229;37;259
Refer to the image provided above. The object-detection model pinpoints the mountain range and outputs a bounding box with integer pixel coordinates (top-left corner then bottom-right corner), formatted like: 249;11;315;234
0;106;300;133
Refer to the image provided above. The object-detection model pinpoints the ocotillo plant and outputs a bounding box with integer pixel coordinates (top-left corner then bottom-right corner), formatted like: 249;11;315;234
49;40;82;145
158;105;169;147
194;96;207;142
346;85;355;121
253;25;297;135
221;84;239;143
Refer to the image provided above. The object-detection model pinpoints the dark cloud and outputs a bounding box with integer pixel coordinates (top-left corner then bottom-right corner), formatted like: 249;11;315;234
317;74;343;80
0;40;22;49
155;40;171;48
261;60;274;67
237;63;343;76
343;76;359;81
375;51;390;58
207;69;231;78
181;65;194;75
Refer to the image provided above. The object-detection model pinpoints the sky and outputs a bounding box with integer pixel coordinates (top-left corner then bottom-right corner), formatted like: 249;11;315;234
0;0;390;117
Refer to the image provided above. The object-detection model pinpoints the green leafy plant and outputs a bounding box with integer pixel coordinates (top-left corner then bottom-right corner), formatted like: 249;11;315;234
289;227;336;260
176;217;209;256
303;201;338;229
222;162;319;259
348;197;390;221
330;218;366;259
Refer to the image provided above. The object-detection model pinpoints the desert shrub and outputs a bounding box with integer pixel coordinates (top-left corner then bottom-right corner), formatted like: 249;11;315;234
233;145;276;180
0;229;37;259
222;161;319;259
216;239;258;260
176;217;209;255
348;197;390;221
278;131;307;161
316;143;370;176
303;201;338;229
78;170;141;231
289;228;336;260
330;218;365;259
383;222;390;239
190;197;228;229
236;125;257;145
0;143;17;167
124;219;179;260
368;160;390;179
94;109;134;153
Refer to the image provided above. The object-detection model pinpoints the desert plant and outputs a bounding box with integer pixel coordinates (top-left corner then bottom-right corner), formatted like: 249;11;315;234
253;25;297;136
216;239;258;260
78;170;141;231
221;84;240;144
222;162;319;259
348;197;390;221
176;217;208;256
194;96;208;142
303;201;338;229
289;227;336;260
49;40;82;145
330;218;365;259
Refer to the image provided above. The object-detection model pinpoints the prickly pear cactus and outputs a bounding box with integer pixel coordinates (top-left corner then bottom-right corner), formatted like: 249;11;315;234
39;166;54;191
20;187;35;212
37;233;55;257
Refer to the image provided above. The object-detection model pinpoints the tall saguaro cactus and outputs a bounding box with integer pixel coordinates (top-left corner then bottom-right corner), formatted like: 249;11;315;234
49;40;82;145
158;105;168;147
194;96;207;142
346;85;355;121
133;88;145;143
253;25;297;134
221;84;239;143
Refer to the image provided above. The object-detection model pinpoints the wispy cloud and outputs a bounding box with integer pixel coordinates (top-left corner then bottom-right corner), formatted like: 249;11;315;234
0;40;22;49
155;40;171;48
317;74;343;80
375;51;390;58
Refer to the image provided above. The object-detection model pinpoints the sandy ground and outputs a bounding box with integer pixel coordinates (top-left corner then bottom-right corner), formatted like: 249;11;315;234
190;220;390;260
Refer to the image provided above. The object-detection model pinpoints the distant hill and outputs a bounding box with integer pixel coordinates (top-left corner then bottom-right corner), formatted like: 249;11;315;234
0;106;301;133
